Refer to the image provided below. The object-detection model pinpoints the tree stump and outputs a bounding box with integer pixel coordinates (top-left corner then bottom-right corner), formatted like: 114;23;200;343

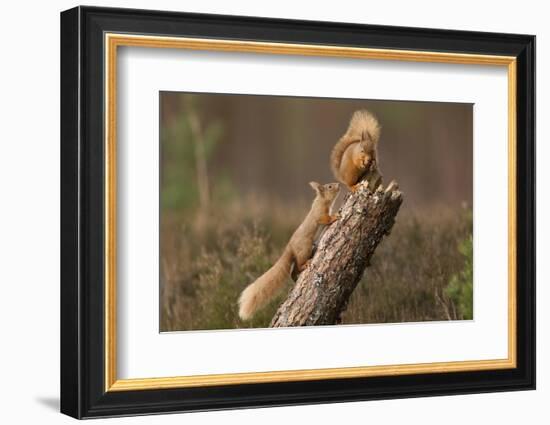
270;179;403;327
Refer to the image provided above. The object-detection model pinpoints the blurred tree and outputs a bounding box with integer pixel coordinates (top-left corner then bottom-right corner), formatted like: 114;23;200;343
185;96;211;211
161;95;226;212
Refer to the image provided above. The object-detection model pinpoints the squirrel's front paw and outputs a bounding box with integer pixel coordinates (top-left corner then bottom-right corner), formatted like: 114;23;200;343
349;183;360;193
329;214;340;224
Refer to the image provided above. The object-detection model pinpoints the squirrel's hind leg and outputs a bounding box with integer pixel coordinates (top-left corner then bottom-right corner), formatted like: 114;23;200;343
297;259;311;272
294;246;313;273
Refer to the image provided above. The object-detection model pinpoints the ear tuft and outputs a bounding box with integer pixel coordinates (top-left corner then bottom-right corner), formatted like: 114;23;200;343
309;181;321;192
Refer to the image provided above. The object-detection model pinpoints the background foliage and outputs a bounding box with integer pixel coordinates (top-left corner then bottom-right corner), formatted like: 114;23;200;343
159;92;474;331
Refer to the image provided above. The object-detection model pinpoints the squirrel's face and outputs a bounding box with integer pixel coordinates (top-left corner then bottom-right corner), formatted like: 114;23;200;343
321;182;341;201
355;143;375;170
309;181;340;201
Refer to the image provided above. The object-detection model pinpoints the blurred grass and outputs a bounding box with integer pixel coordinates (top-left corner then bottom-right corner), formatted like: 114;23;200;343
160;197;473;331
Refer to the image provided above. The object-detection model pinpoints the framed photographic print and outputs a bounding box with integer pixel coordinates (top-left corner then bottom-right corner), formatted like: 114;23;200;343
60;6;535;419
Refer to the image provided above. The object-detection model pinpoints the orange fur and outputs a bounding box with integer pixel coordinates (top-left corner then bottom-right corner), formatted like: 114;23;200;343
238;182;340;320
330;110;381;190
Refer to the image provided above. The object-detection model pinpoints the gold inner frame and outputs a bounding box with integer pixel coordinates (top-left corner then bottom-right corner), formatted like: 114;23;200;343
104;33;517;392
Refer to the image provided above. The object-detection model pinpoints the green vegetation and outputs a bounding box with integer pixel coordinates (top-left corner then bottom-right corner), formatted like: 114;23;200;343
161;95;233;211
444;235;474;320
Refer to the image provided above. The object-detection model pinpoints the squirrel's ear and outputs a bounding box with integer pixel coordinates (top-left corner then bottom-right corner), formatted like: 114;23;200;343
309;181;321;192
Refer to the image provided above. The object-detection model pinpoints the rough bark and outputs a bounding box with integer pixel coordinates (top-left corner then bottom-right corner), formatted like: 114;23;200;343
270;179;403;327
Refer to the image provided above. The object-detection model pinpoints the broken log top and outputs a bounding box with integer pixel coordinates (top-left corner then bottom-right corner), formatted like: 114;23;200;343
270;179;403;328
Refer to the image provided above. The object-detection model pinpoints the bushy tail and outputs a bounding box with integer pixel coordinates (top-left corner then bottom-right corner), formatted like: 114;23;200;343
238;247;294;320
330;110;381;178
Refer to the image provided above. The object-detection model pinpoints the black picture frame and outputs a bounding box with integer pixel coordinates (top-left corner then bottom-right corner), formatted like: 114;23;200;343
60;5;535;419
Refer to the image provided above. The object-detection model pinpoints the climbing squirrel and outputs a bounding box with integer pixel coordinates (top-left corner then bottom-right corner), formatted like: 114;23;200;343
238;182;340;320
330;109;382;192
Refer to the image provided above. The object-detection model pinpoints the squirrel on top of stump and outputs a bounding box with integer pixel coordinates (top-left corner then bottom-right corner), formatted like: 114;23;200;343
237;109;382;321
331;109;382;192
